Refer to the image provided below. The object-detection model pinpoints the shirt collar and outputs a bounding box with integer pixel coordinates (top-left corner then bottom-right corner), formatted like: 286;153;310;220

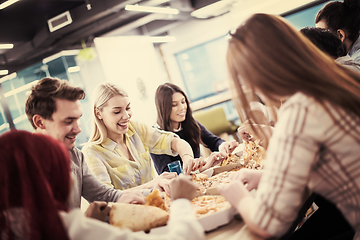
348;36;360;57
102;137;118;151
101;122;135;151
173;123;182;132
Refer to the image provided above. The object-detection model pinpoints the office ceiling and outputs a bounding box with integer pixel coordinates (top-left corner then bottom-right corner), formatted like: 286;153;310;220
0;0;225;75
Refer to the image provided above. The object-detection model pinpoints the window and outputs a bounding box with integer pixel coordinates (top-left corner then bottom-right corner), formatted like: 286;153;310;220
0;54;90;149
284;2;327;30
175;35;229;102
174;2;328;125
0;103;9;135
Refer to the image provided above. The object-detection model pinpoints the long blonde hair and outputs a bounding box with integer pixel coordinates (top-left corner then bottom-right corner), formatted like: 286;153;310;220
88;83;128;145
227;13;360;139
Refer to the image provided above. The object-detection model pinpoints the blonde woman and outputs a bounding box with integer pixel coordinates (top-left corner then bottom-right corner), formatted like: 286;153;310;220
218;14;360;239
82;83;204;194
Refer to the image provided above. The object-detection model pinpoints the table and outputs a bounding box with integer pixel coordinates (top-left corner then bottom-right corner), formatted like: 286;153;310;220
206;217;244;239
206;218;265;240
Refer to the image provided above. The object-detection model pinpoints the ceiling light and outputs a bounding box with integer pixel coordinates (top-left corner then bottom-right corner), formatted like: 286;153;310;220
150;36;176;43
0;123;10;131
42;50;79;64
0;44;14;49
125;4;179;15
68;66;81;73
191;0;236;19
0;70;8;75
4;79;37;97
13;114;28;125
0;0;20;10
0;72;16;84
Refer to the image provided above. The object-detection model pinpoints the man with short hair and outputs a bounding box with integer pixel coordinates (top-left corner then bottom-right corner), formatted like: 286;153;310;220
301;27;360;74
25;77;145;209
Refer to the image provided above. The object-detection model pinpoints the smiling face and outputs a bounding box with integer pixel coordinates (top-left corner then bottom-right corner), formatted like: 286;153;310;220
170;92;187;129
42;99;82;150
96;95;132;140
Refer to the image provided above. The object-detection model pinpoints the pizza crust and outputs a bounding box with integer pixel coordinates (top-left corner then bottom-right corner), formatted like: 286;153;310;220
109;203;169;232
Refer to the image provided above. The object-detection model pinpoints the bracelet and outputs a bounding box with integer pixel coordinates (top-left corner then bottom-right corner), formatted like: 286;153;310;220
181;153;194;159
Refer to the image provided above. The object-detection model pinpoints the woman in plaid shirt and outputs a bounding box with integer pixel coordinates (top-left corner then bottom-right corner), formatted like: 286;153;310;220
218;14;360;239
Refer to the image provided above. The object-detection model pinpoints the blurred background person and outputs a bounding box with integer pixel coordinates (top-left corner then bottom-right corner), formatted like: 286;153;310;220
301;27;360;74
218;13;360;240
151;83;238;174
315;0;360;63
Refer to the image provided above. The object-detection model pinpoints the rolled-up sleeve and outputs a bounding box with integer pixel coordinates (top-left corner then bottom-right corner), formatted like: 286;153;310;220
132;121;178;156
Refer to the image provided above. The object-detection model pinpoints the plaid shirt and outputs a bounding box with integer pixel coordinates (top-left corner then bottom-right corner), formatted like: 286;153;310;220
82;121;177;190
253;93;360;239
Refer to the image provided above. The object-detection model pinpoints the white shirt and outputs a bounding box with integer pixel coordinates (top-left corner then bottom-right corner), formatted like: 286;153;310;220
348;36;360;64
60;199;205;240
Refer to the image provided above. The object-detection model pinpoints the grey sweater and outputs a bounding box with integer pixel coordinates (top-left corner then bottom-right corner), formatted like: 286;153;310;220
69;147;123;209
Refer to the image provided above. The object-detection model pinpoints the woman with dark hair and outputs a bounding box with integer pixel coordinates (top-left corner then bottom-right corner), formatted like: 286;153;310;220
315;0;360;63
151;83;239;174
0;130;205;240
218;13;360;239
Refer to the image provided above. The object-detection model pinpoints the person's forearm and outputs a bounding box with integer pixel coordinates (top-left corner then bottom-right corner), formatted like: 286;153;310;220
237;196;272;238
167;199;205;240
171;137;193;159
124;180;155;191
122;187;152;197
171;138;195;174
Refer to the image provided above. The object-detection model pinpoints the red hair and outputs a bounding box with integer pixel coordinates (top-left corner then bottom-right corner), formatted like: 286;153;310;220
0;130;70;240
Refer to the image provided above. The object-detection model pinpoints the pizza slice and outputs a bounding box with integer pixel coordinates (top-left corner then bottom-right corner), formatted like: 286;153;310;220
109;203;169;232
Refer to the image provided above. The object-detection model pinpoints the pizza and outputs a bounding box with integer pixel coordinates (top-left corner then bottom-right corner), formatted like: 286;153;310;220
109;203;169;232
243;139;266;170
145;189;168;211
163;194;231;218
191;141;266;193
219;140;265;169
221;154;242;166
191;195;231;218
191;170;238;194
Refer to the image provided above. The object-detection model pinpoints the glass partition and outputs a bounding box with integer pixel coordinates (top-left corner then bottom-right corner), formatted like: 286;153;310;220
0;103;9;134
0;54;91;149
174;2;328;125
175;35;229;102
